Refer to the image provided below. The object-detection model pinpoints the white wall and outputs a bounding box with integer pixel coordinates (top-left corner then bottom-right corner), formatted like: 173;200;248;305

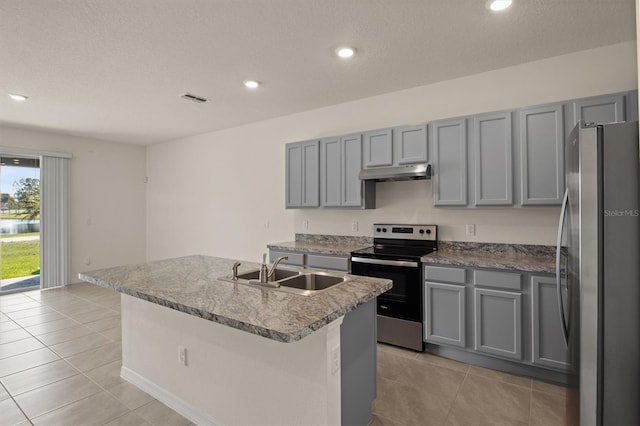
146;41;638;262
0;125;147;282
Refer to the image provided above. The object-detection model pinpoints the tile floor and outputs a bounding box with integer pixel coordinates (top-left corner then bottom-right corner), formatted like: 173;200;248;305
0;283;571;426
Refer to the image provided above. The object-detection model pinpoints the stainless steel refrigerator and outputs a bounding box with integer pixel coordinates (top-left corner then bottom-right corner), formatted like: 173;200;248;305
558;121;639;425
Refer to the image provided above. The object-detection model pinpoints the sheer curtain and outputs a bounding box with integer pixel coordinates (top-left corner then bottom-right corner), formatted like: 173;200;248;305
40;155;70;288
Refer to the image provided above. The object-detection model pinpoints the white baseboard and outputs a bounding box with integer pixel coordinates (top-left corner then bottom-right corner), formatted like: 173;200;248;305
121;366;220;426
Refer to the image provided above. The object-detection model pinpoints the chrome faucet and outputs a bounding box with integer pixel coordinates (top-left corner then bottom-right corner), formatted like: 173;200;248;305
231;262;242;280
259;253;288;284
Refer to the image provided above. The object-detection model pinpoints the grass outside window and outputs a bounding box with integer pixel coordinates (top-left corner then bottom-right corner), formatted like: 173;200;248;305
1;240;40;279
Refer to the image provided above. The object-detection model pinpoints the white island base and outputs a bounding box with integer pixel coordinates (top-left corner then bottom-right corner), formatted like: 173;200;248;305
120;294;376;425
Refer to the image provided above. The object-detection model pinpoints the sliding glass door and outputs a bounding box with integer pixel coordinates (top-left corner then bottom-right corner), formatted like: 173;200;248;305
0;155;41;294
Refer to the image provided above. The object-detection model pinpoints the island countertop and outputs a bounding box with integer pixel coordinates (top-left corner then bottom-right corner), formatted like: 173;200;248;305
78;255;391;343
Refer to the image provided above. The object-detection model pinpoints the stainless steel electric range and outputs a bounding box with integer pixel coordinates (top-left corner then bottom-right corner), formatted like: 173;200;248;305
350;224;437;351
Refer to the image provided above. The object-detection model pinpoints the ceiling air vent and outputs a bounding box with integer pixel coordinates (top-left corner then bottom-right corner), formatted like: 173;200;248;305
181;93;208;103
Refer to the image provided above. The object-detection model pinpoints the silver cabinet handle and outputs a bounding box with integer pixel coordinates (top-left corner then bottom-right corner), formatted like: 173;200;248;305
556;188;570;347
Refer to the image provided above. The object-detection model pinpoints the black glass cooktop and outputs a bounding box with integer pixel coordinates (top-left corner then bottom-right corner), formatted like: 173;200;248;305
351;244;437;261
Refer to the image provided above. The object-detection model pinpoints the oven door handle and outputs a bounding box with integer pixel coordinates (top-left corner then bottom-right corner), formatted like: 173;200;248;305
350;257;419;268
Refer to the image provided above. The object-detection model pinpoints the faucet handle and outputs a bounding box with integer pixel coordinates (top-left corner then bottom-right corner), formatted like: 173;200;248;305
263;253;267;264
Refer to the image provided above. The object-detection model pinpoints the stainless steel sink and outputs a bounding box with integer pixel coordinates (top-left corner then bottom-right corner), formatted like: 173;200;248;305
219;269;349;296
277;272;346;291
235;268;300;281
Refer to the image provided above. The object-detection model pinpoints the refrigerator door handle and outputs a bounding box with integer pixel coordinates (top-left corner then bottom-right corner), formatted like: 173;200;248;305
556;188;570;347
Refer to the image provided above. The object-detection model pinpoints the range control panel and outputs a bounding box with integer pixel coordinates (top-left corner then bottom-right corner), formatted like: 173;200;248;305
372;224;437;241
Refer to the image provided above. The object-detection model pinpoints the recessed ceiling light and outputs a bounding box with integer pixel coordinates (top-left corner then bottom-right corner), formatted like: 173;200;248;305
243;80;260;89
9;94;28;101
487;0;512;11
336;47;355;59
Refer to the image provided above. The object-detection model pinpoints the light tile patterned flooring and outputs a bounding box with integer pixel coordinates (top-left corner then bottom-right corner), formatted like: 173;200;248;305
0;283;570;426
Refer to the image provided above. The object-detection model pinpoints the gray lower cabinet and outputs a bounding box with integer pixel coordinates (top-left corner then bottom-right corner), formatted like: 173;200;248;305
573;93;625;125
473;111;513;206
363;128;393;168
473;287;523;360
423;263;574;377
269;249;348;272
531;275;570;370
424;281;465;347
431;118;468;206
395;124;428;165
519;104;565;205
285;140;319;208
269;249;305;266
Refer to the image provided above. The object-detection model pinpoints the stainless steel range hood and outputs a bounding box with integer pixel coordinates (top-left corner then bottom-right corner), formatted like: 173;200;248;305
358;163;431;182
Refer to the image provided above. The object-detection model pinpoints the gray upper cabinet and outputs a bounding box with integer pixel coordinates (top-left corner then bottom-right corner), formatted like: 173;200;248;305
431;118;468;206
363;128;393;168
395;125;428;165
341;134;364;207
519;104;565;205
531;275;569;370
320;134;371;208
320;136;342;207
473;112;513;206
424;281;466;347
573;93;625;125
474;287;522;360
286;140;319;208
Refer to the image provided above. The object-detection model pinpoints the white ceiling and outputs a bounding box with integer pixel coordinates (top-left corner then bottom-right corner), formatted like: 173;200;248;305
0;0;636;146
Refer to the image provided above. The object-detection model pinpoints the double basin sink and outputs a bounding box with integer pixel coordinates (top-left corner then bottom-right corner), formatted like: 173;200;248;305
220;267;350;296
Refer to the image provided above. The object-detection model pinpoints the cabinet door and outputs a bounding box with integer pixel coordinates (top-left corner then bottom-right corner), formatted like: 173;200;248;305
320;137;342;207
519;104;564;205
573;93;625;125
341;134;363;207
395;125;428;165
473;112;513;206
301;141;320;207
531;275;569;370
285;143;303;208
474;288;522;360
424;282;466;347
269;250;305;266
431;118;468;206
363;128;393;168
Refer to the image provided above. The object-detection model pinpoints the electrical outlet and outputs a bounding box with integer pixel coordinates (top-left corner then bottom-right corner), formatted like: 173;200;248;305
351;220;358;232
84;257;92;266
264;220;270;229
302;220;309;230
465;224;476;236
178;346;187;366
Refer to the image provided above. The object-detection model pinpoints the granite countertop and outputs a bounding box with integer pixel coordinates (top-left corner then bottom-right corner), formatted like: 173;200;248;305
78;255;391;343
267;234;372;256
421;242;556;273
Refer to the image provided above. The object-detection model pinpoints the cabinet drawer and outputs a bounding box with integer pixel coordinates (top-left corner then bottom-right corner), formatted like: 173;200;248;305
424;265;466;284
473;270;522;291
269;250;305;266
307;254;349;272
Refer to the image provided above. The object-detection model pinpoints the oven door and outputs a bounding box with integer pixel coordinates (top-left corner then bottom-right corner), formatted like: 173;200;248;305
350;257;422;322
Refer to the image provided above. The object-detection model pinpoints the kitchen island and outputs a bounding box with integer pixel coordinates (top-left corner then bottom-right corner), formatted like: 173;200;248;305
79;255;391;426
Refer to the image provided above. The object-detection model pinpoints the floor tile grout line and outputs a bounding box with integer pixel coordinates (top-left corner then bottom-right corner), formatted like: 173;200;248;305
0;374;35;425
465;369;533;391
26;384;106;423
442;367;469;425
